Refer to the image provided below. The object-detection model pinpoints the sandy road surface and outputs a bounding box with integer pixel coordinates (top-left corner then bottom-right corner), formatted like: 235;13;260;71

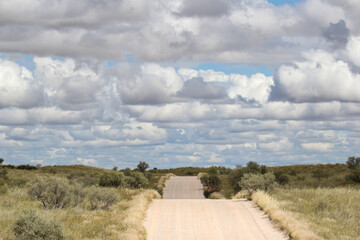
145;176;287;240
163;176;205;199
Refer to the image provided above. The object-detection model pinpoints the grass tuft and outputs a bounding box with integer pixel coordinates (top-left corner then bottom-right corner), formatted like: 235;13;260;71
253;188;360;240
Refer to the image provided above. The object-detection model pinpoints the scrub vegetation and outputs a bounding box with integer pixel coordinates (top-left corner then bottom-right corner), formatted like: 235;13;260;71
0;162;160;240
1;156;360;240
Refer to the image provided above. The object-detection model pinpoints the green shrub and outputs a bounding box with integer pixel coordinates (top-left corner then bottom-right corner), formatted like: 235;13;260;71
207;166;218;175
274;172;289;185
67;172;98;187
239;173;276;196
347;167;360;183
312;169;329;180
228;161;268;192
200;174;221;198
12;209;65;240
27;177;85;209
99;171;126;188
0;168;9;179
87;187;119;210
16;165;37;170
125;171;148;189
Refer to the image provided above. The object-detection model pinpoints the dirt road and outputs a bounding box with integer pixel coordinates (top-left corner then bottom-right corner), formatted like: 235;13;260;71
163;176;205;199
145;176;287;240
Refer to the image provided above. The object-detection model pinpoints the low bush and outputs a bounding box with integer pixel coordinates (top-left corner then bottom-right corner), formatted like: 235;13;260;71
200;174;221;198
87;186;119;210
16;165;38;170
228;161;268;192
125;171;148;189
274;171;289;185
347;167;360;183
0;168;8;179
99;171;126;188
239;173;276;196
67;172;98;187
312;168;330;180
27;177;85;209
12;209;65;240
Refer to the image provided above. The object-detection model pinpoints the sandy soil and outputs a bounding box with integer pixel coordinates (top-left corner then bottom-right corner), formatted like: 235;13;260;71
163;176;205;199
145;176;288;240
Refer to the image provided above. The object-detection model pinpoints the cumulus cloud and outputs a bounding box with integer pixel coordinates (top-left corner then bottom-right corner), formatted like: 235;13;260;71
0;60;42;108
177;77;226;100
1;0;360;167
301;142;334;152
228;73;274;104
34;57;105;109
175;0;229;17
117;64;183;105
322;19;350;49
347;36;360;67
273;50;360;102
76;157;96;166
259;138;294;152
0;0;353;63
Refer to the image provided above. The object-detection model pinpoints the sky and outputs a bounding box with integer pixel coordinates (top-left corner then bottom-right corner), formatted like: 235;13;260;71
1;0;360;169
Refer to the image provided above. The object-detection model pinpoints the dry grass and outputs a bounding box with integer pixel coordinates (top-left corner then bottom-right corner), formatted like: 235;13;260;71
208;192;225;199
156;173;175;195
232;190;250;199
252;188;360;240
0;186;160;240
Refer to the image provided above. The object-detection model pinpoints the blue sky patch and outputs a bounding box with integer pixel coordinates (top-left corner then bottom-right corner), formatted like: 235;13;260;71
268;0;303;6
193;63;275;76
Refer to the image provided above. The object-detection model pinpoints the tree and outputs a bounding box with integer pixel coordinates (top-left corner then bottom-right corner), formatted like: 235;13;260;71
0;158;3;165
137;161;149;173
346;156;360;169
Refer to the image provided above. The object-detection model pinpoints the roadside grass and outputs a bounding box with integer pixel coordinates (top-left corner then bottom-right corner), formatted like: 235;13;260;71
218;164;354;199
156;173;176;195
0;184;160;240
253;188;360;240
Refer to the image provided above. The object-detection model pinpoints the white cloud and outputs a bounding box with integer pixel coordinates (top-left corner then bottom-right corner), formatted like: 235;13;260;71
34;57;105;109
208;153;224;163
347;36;360;67
117;64;183;104
228;73;274;103
275;50;360;102
0;60;42;108
259;138;293;152
76;157;96;166
301;142;334;152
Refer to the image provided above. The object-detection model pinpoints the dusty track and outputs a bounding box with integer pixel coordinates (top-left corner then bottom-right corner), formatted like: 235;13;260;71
145;176;287;240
